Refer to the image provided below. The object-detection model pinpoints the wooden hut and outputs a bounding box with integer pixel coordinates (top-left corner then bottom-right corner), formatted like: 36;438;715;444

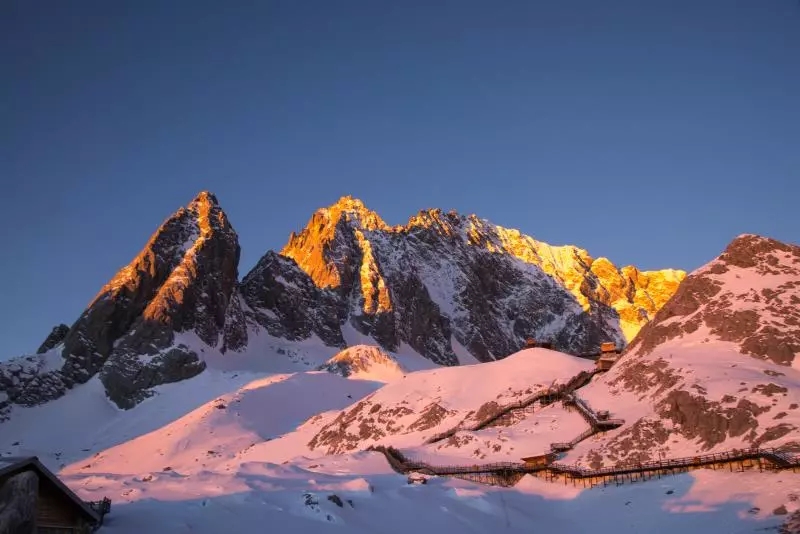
600;341;618;353
521;453;556;468
0;456;106;533
595;353;621;371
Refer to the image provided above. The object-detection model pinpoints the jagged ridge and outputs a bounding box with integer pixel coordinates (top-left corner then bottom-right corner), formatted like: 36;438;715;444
2;192;684;413
253;195;684;363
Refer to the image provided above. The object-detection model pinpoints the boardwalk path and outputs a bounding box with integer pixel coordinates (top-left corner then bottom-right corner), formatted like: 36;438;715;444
369;444;800;488
370;368;800;488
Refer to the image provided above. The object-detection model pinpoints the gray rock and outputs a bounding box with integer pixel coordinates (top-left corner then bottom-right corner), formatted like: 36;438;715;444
240;252;347;348
36;324;70;354
100;320;206;409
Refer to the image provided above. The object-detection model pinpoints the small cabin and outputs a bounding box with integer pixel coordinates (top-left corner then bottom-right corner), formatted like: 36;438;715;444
595;353;621;371
600;342;618;353
521;453;556;468
0;456;107;533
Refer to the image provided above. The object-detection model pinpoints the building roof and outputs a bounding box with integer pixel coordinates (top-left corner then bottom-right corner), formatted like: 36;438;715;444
521;453;553;461
0;456;100;524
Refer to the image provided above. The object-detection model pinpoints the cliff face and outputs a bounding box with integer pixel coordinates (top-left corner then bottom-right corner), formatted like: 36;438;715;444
243;196;684;364
0;192;247;410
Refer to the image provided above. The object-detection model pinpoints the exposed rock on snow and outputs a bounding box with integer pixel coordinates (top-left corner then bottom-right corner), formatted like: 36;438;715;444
306;348;594;455
317;345;407;381
626;234;800;366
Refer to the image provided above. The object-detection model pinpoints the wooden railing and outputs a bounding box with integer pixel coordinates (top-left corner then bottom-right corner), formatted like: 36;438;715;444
424;370;599;445
369;445;800;482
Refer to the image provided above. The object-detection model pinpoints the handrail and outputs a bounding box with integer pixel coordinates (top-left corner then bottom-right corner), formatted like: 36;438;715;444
424;370;600;445
370;445;799;481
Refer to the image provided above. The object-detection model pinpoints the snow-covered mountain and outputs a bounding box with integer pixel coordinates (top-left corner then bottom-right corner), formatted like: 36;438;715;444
0;230;797;533
2;344;796;533
274;196;684;364
0;192;683;412
568;234;800;468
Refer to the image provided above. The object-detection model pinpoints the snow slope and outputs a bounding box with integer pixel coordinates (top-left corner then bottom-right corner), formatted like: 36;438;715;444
3;342;798;533
62;452;799;534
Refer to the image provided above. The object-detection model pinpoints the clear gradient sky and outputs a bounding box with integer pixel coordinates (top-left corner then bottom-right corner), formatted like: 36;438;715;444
2;0;799;359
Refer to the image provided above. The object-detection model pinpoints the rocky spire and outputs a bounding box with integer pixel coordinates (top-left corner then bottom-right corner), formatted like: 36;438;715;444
2;191;248;410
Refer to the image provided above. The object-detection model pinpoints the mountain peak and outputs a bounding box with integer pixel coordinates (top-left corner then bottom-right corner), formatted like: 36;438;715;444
189;190;219;207
2;191;249;409
718;233;799;271
331;195;367;210
627;233;799;366
320;195;388;231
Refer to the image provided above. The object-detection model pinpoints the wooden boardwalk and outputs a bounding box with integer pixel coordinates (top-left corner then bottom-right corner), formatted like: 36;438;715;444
423;367;623;458
371;366;798;489
369;445;800;488
424;370;597;445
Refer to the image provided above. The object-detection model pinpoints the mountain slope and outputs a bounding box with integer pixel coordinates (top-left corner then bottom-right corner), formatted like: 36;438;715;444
570;234;800;468
286;348;594;457
243;196;684;365
8;366;794;534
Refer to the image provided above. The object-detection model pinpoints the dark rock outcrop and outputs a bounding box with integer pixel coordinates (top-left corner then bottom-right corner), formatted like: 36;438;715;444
242;196;681;364
1;191;247;410
0;470;38;534
36;324;70;354
240;252;346;348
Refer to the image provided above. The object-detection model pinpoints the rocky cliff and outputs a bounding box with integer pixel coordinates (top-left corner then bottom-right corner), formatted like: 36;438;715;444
242;196;684;365
0;192;247;410
1;192;684;413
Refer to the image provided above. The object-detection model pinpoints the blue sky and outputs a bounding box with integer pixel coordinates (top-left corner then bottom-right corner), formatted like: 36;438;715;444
2;0;798;358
